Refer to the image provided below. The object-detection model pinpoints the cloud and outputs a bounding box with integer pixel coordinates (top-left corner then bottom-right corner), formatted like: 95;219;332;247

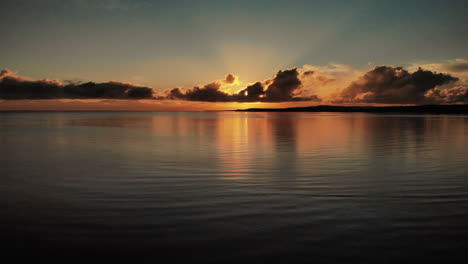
223;73;236;84
167;82;232;102
169;68;321;102
0;69;155;100
299;63;363;100
445;61;468;72
303;70;315;76
333;66;458;104
63;81;155;99
408;59;468;83
239;82;264;99
6;63;466;105
0;69;14;78
263;68;303;101
425;86;468;104
1;68;321;102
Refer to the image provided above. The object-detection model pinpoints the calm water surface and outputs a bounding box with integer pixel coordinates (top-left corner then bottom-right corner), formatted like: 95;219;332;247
1;112;467;262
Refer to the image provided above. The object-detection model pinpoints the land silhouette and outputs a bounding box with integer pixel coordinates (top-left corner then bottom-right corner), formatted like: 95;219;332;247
236;105;468;114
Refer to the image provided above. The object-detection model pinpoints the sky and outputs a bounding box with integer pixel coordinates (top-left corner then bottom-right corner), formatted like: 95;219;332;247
1;0;468;110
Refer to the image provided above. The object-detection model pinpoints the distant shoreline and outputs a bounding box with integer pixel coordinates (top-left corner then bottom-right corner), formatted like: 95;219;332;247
235;105;468;114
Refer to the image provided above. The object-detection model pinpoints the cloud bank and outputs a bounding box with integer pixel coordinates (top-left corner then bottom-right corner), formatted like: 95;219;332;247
408;59;468;83
334;66;459;104
0;69;155;100
167;68;321;102
1;69;321;102
425;86;468;104
2;60;468;104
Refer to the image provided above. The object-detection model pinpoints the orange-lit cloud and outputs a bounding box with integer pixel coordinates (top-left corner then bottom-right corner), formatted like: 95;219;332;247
299;63;363;100
425;85;468;104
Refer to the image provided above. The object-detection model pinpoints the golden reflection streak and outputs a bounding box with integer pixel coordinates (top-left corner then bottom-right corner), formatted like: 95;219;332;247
215;113;274;181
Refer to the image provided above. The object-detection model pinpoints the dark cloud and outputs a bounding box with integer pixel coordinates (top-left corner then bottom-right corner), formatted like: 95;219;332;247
167;87;185;100
335;66;458;104
167;82;231;102
168;68;321;102
0;70;155;100
264;68;302;101
0;69;13;78
425;86;468;104
303;70;315;76
238;82;264;100
224;74;236;84
63;81;154;99
0;75;62;100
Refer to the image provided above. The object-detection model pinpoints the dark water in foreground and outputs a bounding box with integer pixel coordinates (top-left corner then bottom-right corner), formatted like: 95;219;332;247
1;112;468;262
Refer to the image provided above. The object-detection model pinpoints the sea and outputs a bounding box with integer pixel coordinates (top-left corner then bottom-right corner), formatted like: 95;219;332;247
1;111;467;262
